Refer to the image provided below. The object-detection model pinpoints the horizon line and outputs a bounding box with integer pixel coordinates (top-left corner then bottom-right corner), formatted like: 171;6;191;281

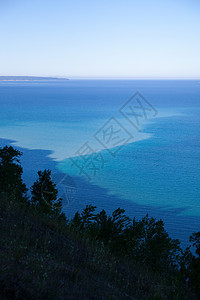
0;75;200;81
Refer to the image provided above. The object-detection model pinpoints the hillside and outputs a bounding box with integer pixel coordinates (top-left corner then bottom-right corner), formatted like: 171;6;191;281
0;146;199;299
0;195;195;300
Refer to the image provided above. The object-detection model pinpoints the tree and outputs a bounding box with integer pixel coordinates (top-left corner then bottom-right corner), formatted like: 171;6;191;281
130;215;181;272
70;205;181;273
190;231;200;257
80;204;96;230
189;231;200;298
0;146;27;201
31;169;66;220
93;208;131;252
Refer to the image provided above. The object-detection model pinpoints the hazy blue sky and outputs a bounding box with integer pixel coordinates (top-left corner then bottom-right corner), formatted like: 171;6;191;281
0;0;200;78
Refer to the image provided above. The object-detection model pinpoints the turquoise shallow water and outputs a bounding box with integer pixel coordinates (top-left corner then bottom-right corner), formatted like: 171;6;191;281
58;112;200;217
0;79;200;245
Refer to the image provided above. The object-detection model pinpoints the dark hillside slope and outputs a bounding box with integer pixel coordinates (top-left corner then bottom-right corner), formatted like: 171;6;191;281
0;195;194;300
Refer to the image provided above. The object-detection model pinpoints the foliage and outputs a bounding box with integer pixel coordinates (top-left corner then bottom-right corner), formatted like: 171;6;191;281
70;206;181;274
31;169;66;222
0;146;27;201
2;195;194;300
180;232;200;297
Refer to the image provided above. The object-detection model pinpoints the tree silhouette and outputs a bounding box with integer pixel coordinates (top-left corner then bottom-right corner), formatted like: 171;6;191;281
31;169;65;220
0;146;27;201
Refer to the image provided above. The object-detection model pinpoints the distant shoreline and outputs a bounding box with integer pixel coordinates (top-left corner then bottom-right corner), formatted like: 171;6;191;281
0;76;69;81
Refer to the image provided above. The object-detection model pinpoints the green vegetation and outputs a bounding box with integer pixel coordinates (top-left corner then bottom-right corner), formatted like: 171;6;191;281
0;146;199;299
0;146;27;202
31;169;66;222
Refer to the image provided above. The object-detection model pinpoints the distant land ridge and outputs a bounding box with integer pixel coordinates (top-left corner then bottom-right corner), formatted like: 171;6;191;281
0;76;69;81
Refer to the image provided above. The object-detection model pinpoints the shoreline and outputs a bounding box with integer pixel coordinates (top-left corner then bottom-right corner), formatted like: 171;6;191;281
0;76;69;81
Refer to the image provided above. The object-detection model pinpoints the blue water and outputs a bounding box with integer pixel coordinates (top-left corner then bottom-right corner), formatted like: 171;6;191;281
0;80;199;246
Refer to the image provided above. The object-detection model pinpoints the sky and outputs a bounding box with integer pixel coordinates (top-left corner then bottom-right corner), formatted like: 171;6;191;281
0;0;200;79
